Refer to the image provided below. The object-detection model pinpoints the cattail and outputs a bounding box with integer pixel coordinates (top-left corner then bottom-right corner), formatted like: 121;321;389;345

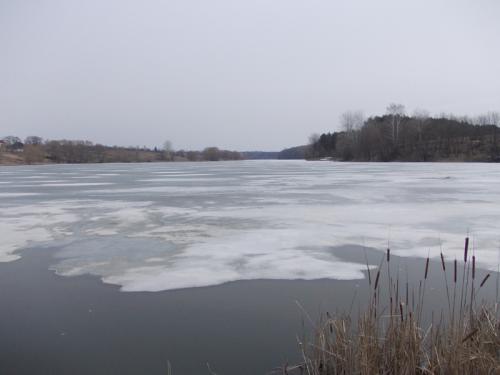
424;257;430;279
440;252;446;271
454;259;457;283
472;255;476;280
480;273;490;288
374;270;381;290
464;237;469;263
462;328;478;343
387;248;390;262
399;302;404;322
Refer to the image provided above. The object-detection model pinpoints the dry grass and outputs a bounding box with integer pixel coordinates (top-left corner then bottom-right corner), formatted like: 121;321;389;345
276;239;500;375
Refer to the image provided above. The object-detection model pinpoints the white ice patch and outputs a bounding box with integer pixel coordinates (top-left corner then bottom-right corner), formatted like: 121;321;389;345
105;228;367;291
0;192;42;197
0;203;80;261
150;172;213;176
39;182;115;187
138;177;235;182
0;199;156;261
71;176;103;179
87;186;243;194
14;175;46;179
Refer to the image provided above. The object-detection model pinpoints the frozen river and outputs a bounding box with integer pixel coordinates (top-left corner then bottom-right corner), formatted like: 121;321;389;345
1;160;500;291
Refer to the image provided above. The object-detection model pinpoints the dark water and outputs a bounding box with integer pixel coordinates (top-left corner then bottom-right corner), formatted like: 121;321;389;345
1;245;497;375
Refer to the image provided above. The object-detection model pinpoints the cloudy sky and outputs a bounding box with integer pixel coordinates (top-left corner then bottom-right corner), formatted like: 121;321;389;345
1;0;499;151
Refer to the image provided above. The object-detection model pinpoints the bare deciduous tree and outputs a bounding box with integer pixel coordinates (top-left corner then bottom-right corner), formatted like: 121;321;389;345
386;103;406;142
412;108;430;120
387;103;406;116
473;112;499;126
412;108;430;156
308;133;320;145
163;140;174;161
24;136;43;145
24;144;45;164
202;147;220;161
487;111;500;126
2;136;22;146
340;110;365;133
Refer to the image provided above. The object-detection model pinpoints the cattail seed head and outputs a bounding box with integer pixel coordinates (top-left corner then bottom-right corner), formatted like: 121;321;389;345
472;255;476;280
454;259;457;283
440;253;446;271
424;257;430;279
464;237;469;263
387;248;390;262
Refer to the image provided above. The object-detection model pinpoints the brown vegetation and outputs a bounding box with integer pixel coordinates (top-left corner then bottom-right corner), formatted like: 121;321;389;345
0;136;242;165
276;240;500;374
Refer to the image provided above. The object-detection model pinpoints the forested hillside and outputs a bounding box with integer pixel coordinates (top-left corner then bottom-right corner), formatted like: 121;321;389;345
309;108;500;162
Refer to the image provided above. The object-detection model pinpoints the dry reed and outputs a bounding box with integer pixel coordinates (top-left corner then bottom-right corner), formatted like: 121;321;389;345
277;238;500;375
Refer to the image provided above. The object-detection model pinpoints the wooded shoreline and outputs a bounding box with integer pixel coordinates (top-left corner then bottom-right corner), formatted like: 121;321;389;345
0;139;243;165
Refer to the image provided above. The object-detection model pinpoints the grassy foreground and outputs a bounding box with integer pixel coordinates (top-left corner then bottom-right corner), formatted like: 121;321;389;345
276;239;500;375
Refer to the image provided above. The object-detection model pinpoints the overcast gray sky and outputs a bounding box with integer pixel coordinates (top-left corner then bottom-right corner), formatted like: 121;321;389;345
1;0;499;151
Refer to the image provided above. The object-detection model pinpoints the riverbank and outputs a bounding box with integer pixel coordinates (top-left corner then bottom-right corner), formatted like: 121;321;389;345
0;142;242;165
0;151;25;165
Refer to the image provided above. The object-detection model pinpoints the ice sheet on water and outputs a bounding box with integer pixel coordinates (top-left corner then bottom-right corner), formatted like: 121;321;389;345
1;161;500;291
39;182;115;187
0;192;43;197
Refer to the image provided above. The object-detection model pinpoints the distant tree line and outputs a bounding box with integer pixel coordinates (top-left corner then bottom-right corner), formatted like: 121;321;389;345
308;106;500;162
0;136;242;164
278;145;308;159
241;147;310;160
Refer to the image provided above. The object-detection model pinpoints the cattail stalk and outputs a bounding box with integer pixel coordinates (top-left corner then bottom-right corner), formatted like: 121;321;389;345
374;270;380;290
440;252;452;319
452;258;457;325
464;237;469;262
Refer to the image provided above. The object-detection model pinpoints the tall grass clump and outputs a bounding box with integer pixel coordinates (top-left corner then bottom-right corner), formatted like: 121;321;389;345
279;238;500;375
